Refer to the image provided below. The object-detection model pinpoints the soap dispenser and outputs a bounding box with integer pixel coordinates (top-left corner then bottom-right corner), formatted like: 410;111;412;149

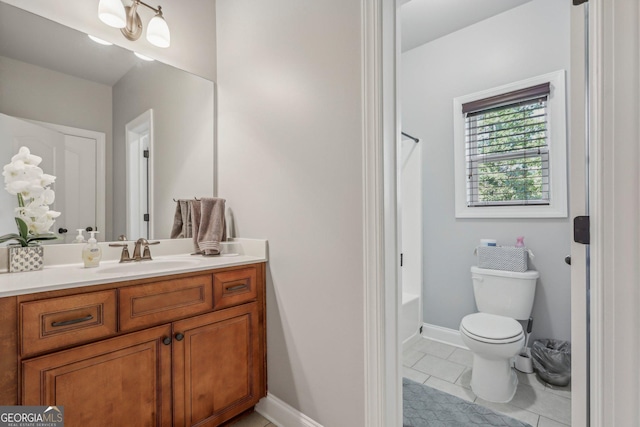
83;231;102;268
74;229;86;244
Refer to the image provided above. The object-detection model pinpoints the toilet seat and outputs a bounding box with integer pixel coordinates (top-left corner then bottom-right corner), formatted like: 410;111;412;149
461;313;523;344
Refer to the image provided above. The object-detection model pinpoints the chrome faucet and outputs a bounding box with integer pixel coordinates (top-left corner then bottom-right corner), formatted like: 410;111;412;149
109;236;160;263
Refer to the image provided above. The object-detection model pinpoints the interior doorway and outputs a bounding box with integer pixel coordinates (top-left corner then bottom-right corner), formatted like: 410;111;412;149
394;1;585;426
125;109;154;240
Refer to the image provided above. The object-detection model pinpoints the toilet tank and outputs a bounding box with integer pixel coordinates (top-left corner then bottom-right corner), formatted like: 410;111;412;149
471;266;539;320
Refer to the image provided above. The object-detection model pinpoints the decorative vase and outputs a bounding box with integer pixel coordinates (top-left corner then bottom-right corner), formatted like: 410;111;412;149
8;244;44;272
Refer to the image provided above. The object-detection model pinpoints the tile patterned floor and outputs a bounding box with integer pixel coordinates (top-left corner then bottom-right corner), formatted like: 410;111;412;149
403;338;572;427
228;411;275;427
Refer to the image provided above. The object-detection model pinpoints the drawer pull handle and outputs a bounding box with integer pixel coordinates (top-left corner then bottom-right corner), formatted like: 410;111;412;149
225;284;248;292
51;314;94;327
162;337;172;346
175;332;184;341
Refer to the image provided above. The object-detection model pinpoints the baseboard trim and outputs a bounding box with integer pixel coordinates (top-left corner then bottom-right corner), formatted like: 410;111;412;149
255;393;324;427
421;323;468;349
402;331;422;352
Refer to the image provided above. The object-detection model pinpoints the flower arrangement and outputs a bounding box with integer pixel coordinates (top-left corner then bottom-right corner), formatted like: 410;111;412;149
0;147;60;247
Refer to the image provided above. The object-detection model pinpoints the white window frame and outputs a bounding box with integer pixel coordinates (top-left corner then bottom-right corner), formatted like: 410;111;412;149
453;70;568;218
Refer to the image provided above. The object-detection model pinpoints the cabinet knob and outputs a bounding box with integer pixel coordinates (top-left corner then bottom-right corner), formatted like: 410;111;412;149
162;337;172;346
175;332;184;341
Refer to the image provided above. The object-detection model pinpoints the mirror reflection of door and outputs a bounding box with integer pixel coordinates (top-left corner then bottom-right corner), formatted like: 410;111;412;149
126;109;153;240
0;113;99;244
62;136;97;243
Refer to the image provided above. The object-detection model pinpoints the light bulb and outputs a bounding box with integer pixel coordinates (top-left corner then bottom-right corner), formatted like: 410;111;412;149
98;0;126;28
146;13;170;48
134;52;155;61
88;35;113;46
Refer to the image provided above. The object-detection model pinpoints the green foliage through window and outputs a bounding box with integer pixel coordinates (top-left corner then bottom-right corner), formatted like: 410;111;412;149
465;97;549;206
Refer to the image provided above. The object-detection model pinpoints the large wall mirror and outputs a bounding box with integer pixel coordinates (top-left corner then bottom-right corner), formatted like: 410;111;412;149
0;2;215;243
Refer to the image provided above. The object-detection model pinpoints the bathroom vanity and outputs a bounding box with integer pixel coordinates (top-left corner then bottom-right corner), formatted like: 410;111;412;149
0;242;267;427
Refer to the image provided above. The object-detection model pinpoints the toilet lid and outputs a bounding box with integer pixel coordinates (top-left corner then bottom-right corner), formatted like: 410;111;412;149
461;313;523;341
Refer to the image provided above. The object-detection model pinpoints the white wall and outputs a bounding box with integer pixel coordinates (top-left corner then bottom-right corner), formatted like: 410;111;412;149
0;56;112;133
112;62;214;239
401;0;572;343
216;0;365;425
0;55;113;236
0;0;217;81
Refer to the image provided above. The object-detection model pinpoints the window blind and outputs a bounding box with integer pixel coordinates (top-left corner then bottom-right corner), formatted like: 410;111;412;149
463;84;550;207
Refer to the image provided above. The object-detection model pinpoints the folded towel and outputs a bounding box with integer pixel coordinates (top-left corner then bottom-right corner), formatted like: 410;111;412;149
170;199;193;239
191;197;226;255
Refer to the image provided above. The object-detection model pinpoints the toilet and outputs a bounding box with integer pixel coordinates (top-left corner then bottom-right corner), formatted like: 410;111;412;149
460;266;539;403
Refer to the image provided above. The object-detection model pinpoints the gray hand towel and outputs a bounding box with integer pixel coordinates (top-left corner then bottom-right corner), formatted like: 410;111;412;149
170;199;193;239
191;198;226;255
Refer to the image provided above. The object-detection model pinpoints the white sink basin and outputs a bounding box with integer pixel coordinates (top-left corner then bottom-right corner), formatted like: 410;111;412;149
95;259;200;274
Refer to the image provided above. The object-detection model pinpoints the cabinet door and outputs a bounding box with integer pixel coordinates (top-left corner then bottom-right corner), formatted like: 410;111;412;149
22;324;172;427
172;303;265;427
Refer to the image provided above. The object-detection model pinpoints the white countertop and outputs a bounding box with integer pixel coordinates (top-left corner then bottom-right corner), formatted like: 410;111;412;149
0;238;267;298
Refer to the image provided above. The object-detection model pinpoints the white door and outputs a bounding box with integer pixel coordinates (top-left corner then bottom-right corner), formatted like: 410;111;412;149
0;114;99;243
400;137;422;343
0;113;64;240
61;135;97;243
30;120;106;242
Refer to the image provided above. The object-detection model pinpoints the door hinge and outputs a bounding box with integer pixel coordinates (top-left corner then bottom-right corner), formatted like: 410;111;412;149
144;213;150;222
143;149;150;158
573;216;590;244
400;253;403;267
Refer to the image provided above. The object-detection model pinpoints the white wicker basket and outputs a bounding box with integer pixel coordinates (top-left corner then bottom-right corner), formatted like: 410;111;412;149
476;246;530;272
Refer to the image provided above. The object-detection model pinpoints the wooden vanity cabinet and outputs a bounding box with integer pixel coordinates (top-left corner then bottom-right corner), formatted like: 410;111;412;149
1;263;266;427
23;324;173;427
173;303;263;426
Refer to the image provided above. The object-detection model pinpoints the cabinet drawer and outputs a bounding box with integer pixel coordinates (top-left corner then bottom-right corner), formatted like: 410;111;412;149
213;267;258;310
21;290;117;356
119;274;213;331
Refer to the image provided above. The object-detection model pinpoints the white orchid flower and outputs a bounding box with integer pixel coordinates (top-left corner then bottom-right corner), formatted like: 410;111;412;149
42;188;55;205
23;165;44;181
2;147;59;244
20;184;45;200
29;217;55;235
5;180;31;196
11;146;42;166
39;174;56;187
27;193;45;205
2;160;26;183
46;210;61;219
19;204;50;218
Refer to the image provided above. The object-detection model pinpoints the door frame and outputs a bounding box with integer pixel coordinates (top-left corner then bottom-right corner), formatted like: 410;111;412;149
587;0;640;424
125;109;154;240
361;0;640;426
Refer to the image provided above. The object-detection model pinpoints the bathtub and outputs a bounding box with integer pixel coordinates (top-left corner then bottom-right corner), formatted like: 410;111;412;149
401;292;421;346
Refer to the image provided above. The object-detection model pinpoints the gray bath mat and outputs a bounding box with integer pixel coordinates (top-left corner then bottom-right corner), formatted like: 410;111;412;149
403;378;531;427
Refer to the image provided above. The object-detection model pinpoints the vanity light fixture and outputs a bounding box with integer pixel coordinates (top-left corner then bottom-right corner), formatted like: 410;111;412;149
134;52;155;61
88;35;113;46
98;0;170;48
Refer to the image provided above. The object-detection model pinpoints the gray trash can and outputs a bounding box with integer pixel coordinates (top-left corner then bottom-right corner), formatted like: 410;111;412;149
531;339;571;387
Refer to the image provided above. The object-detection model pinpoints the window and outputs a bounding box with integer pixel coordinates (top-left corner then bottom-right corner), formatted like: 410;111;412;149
453;71;567;218
465;83;550;207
